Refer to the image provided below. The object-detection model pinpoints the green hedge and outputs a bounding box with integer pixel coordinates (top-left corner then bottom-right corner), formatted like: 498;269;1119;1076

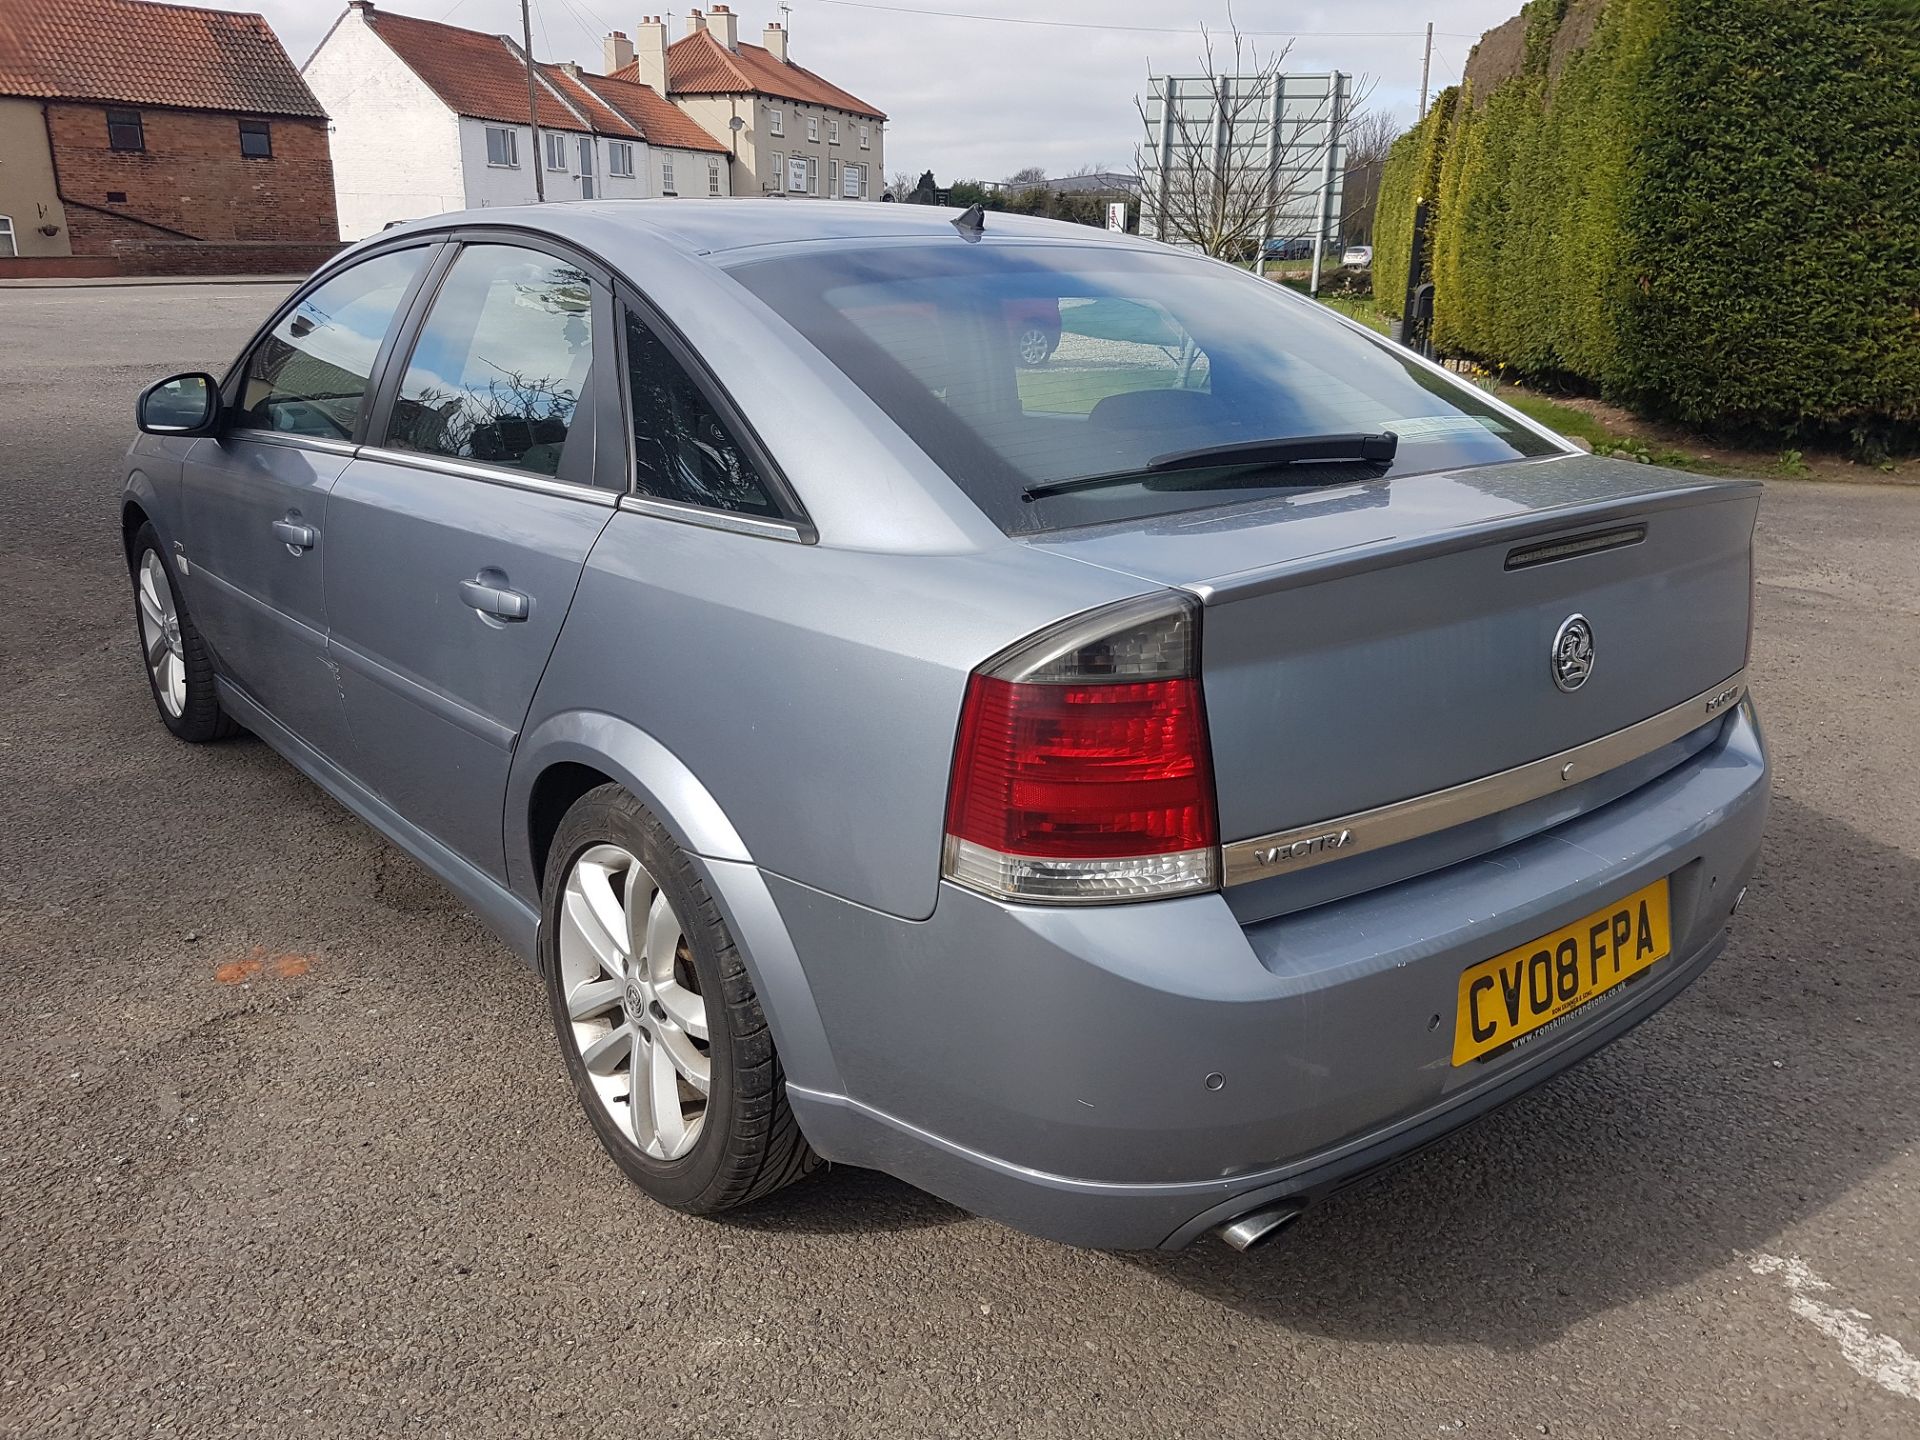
1372;0;1920;441
1373;87;1456;319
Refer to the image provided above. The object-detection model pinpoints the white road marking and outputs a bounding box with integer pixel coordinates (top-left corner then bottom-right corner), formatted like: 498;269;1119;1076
1749;1253;1920;1403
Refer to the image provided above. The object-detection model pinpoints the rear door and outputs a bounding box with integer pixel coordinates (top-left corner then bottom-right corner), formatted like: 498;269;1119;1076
181;244;436;761
322;238;619;881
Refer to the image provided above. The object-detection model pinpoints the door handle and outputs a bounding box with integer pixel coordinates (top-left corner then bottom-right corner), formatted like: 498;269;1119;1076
459;577;531;621
271;519;317;550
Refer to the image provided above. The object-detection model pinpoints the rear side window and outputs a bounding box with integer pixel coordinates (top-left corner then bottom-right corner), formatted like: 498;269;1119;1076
386;245;596;477
728;243;1560;534
624;309;779;517
237;247;425;439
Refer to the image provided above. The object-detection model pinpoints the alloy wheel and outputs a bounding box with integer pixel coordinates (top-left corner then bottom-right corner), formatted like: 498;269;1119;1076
557;843;712;1160
1017;326;1052;366
137;550;186;718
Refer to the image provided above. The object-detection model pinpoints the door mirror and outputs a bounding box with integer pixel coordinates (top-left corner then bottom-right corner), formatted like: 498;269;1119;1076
136;372;222;436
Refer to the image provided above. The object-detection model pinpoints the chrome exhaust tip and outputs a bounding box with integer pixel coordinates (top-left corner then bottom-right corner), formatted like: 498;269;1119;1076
1214;1202;1304;1252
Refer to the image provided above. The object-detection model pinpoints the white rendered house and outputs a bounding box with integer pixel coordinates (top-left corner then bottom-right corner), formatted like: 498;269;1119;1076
304;0;731;240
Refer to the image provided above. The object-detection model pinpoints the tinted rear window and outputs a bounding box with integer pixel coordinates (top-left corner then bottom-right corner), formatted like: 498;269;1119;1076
727;243;1561;533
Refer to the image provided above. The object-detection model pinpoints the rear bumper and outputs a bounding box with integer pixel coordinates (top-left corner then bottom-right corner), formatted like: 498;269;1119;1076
771;702;1769;1249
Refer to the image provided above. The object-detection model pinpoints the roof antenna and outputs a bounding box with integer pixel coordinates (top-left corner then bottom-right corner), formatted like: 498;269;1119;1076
951;203;986;242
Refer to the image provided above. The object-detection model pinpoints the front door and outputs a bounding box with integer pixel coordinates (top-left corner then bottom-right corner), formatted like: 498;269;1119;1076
324;241;615;880
181;246;431;760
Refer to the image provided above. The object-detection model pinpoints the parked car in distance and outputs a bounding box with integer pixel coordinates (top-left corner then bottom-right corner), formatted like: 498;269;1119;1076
1262;236;1314;261
1342;244;1375;268
122;202;1768;1251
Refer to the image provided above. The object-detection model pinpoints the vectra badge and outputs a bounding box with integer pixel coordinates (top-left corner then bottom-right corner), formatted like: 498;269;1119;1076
1552;614;1595;693
1254;829;1352;867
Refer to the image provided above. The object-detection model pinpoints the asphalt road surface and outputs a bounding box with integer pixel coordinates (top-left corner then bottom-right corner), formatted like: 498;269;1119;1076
3;283;1916;1439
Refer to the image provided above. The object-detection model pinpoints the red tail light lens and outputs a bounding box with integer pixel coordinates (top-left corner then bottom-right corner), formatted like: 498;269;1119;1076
942;594;1219;903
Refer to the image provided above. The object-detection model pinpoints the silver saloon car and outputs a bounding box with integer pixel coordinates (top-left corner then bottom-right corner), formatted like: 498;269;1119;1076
121;203;1768;1251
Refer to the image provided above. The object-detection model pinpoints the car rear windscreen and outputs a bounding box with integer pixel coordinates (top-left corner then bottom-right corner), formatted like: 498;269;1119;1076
725;242;1562;534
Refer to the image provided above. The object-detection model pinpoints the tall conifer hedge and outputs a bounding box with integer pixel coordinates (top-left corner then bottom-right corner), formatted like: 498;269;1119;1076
1374;0;1920;440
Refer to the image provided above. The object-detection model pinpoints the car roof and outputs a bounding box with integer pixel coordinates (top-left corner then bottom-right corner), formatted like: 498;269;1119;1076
375;198;1159;263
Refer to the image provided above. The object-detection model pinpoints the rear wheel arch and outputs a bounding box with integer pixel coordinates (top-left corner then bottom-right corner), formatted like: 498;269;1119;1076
528;760;617;897
508;714;844;1098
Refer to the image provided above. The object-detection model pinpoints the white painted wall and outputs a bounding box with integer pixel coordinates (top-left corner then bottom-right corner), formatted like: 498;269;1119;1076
654;147;729;199
459;121;653;207
302;11;463;241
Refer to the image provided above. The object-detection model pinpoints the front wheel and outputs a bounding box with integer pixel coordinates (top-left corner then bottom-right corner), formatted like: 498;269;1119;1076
129;522;236;743
541;784;817;1214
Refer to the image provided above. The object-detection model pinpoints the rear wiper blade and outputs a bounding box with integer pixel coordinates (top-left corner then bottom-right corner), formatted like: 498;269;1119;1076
1021;431;1398;502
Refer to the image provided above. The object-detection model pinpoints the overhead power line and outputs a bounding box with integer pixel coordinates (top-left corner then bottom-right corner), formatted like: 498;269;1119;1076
806;0;1481;42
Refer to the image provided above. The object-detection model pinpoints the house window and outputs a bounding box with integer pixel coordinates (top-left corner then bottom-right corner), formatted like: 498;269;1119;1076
828;159;838;196
859;124;870;149
767;152;782;190
106;109;145;152
829;119;841;145
768;108;783;136
544;133;569;171
708;161;721;196
485;126;519;168
806;155;818;194
0;216;15;258
238;119;272;158
806;115;819;142
662;157;676;194
609;142;634;177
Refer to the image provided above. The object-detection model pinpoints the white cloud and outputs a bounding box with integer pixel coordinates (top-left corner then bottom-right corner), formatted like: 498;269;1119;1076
244;0;1518;184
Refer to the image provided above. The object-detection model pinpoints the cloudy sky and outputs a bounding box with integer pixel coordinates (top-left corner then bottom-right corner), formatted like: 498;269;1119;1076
250;0;1519;182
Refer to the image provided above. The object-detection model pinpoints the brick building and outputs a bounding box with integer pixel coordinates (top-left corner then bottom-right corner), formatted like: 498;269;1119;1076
0;0;339;276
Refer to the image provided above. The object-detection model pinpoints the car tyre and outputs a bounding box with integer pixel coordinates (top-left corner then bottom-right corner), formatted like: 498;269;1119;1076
1015;325;1055;368
129;521;238;743
541;784;818;1214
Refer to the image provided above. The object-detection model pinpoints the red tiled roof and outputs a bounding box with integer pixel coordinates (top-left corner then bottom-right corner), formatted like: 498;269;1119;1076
363;8;588;133
541;65;641;139
569;71;729;154
618;31;884;121
0;0;325;118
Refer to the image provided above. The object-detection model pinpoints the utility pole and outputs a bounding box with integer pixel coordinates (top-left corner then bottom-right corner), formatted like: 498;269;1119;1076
1419;22;1433;121
522;0;546;202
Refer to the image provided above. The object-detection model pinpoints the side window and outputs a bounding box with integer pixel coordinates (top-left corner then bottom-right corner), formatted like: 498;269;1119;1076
236;247;425;438
625;309;779;518
386;245;595;478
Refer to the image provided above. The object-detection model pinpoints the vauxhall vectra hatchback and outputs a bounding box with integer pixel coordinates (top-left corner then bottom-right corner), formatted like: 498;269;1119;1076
121;202;1768;1250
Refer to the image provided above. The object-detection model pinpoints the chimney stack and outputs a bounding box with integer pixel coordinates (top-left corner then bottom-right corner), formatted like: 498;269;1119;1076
635;16;668;94
685;9;707;37
603;30;635;74
708;5;738;51
762;21;787;63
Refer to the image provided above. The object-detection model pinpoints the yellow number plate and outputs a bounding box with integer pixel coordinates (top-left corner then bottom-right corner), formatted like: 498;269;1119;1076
1452;877;1671;1065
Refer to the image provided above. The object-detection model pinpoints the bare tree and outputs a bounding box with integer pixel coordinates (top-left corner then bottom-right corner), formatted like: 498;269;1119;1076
1134;17;1372;266
1339;108;1402;244
1006;165;1050;188
885;170;917;202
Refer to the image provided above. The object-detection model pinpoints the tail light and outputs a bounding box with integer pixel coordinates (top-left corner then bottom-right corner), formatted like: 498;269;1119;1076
942;593;1219;904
